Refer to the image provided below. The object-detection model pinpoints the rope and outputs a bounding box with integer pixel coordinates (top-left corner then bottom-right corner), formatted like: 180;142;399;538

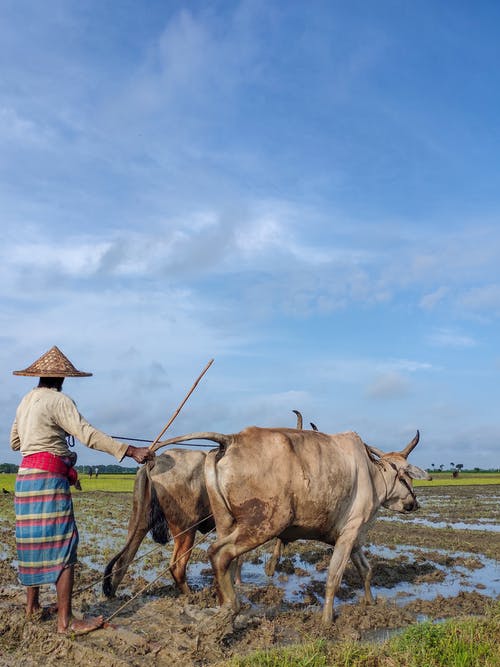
73;513;214;597
103;525;217;624
74;542;163;596
111;436;153;443
111;435;214;449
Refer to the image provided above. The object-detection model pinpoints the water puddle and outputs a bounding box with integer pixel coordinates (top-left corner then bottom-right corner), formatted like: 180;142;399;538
107;540;499;607
362;545;500;602
2;487;497;613
0;544;11;560
378;516;500;532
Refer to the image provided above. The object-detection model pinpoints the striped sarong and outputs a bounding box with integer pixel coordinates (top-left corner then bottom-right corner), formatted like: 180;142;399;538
14;468;79;586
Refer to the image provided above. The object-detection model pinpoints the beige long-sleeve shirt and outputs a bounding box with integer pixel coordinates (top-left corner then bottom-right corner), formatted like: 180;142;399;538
10;387;128;462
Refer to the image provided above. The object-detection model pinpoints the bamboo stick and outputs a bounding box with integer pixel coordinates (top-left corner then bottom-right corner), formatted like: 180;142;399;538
148;358;214;453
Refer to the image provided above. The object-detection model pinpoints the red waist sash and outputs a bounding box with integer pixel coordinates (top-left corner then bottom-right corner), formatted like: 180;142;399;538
20;452;78;486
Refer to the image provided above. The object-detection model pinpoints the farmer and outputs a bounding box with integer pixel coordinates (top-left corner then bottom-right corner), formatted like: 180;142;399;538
10;345;154;634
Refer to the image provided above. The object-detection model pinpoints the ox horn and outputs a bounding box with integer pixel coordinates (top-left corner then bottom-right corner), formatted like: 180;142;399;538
293;410;303;429
399;430;420;458
366;445;385;459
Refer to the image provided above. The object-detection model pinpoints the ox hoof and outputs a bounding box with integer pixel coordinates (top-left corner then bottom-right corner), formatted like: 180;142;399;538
320;610;338;625
196;605;236;638
102;589;116;599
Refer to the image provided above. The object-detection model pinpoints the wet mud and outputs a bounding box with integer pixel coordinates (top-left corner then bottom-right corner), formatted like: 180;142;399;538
0;484;498;666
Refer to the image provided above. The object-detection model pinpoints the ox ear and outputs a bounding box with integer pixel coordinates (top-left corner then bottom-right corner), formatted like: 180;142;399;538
404;463;431;480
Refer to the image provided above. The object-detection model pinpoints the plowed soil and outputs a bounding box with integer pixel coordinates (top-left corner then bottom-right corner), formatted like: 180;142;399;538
0;484;498;666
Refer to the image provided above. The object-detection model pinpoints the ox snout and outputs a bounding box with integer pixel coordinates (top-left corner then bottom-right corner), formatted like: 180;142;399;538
403;498;419;512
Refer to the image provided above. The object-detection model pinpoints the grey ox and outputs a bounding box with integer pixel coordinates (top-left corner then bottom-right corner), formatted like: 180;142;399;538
158;427;430;624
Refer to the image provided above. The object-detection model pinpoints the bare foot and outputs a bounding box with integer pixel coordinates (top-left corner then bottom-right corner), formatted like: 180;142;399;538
58;615;104;635
26;604;41;619
101;621;118;630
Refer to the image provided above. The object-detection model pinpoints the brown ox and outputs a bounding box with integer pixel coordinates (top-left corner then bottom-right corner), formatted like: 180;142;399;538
103;412;307;597
157;427;429;624
103;448;214;597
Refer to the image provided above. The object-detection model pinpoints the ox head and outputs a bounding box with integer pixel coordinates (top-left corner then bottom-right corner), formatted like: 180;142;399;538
367;431;431;513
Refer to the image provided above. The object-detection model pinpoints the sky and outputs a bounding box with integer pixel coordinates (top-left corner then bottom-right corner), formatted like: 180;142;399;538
1;1;499;470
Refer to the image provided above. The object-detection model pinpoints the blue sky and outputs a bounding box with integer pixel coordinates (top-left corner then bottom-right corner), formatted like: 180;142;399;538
1;1;499;470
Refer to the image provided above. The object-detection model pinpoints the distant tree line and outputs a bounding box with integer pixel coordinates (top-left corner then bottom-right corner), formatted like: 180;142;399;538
1;462;498;474
427;464;499;474
0;463;18;473
78;464;138;475
0;462;138;474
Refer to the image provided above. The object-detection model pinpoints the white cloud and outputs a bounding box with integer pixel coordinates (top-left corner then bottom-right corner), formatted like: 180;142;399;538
122;5;264;118
459;284;500;314
387;359;433;373
3;202;500;331
0;107;53;146
427;328;476;348
157;11;213;89
235;216;284;255
365;372;410;399
419;286;449;310
8;239;112;277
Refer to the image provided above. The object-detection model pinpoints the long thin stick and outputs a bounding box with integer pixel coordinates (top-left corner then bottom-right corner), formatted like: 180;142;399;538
149;358;214;452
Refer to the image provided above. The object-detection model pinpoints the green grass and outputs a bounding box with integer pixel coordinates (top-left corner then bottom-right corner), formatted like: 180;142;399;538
220;640;332;667
415;472;500;487
1;471;498;494
0;472;137;493
389;608;500;667
75;473;138;492
221;602;500;666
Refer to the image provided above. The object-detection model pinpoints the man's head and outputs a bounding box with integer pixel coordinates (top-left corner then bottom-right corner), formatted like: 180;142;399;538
38;377;64;391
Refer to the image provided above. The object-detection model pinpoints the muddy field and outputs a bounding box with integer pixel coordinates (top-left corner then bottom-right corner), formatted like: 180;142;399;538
0;484;498;666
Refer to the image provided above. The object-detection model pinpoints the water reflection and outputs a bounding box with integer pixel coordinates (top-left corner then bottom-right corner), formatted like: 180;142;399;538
378;516;500;532
94;539;499;607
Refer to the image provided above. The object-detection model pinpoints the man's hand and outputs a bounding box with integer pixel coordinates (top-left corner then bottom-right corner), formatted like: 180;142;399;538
125;445;154;464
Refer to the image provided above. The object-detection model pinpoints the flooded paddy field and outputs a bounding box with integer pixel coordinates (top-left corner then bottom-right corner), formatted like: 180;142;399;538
0;483;498;666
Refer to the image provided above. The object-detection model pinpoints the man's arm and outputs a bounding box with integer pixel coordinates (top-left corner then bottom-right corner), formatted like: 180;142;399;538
10;419;20;451
54;394;153;462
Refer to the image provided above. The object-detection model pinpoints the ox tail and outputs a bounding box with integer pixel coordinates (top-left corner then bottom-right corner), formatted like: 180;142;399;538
149;482;170;544
102;465;151;597
102;461;168;597
152;432;232;453
204;448;234;519
103;553;123;597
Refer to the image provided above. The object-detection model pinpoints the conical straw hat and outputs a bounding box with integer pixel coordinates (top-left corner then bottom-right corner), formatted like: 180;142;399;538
13;346;93;377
